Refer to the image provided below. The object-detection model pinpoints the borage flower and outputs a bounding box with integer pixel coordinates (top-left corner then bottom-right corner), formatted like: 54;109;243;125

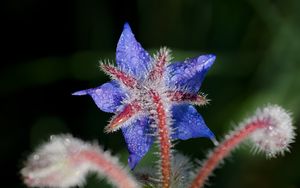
73;23;216;170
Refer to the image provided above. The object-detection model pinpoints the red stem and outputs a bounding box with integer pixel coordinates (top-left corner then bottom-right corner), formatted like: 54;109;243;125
188;121;268;188
77;150;138;188
150;90;171;188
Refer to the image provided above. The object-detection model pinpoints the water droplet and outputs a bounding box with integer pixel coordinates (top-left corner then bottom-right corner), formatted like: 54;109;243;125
139;146;145;152
75;170;81;176
137;130;143;135
95;89;102;95
184;68;191;74
50;135;56;141
170;75;179;82
64;138;71;145
33;155;40;160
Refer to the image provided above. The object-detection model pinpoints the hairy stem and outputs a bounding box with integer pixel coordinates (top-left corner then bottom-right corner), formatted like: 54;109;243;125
77;150;139;188
150;90;171;188
188;121;268;188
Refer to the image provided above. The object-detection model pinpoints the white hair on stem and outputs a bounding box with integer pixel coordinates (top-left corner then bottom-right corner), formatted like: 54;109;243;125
21;134;139;188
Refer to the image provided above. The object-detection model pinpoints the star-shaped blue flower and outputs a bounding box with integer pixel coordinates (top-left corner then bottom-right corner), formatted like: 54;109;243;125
73;23;216;169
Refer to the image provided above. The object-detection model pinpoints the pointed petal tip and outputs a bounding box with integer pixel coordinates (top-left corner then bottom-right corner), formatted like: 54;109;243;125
172;105;217;140
124;22;130;28
72;90;88;96
202;54;216;64
123;22;132;32
117;22;152;78
208;54;216;61
198;54;216;69
128;154;140;170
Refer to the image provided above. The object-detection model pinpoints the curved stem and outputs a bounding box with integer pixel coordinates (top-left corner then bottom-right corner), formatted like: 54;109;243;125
78;150;139;188
188;121;267;188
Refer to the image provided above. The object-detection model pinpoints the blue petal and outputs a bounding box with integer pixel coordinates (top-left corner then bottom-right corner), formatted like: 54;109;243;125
171;104;215;140
116;23;152;79
72;81;125;113
121;117;154;169
166;54;215;93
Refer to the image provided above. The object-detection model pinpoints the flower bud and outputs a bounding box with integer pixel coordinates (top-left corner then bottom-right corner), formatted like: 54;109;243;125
248;105;296;157
21;135;139;188
21;135;91;187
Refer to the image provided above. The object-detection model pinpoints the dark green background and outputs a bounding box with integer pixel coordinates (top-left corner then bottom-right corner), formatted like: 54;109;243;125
2;0;300;187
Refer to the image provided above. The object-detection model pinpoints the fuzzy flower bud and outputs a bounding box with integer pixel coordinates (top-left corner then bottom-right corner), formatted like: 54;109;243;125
248;105;295;157
21;135;139;188
189;104;296;188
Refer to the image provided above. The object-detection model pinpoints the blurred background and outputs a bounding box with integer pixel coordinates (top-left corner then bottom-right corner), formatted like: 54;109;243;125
2;0;300;187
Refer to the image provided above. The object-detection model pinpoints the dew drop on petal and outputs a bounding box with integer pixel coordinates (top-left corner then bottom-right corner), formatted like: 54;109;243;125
137;130;143;135
170;75;179;82
184;68;190;74
95;89;102;95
